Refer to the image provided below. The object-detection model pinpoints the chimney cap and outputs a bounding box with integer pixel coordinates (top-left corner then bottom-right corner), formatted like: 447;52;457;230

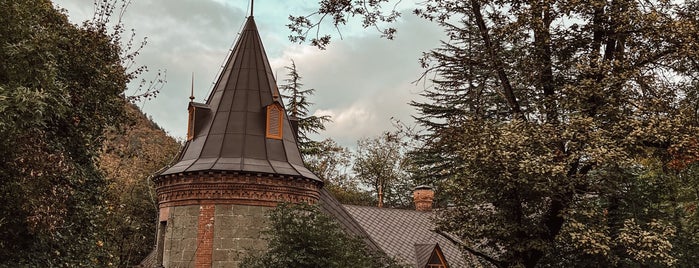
414;185;433;191
413;185;435;212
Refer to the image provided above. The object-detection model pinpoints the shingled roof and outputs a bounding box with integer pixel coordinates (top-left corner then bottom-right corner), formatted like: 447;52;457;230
342;205;474;267
318;188;382;253
158;16;319;182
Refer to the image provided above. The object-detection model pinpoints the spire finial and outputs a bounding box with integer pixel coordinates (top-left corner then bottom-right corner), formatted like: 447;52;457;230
250;0;254;16
189;72;195;102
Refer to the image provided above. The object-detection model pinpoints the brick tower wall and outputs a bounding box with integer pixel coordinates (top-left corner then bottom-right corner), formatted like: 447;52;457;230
153;172;321;268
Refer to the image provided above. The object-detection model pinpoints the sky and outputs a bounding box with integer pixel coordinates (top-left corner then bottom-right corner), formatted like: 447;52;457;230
51;0;445;147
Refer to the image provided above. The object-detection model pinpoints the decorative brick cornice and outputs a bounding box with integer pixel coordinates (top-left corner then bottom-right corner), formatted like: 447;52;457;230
154;172;321;208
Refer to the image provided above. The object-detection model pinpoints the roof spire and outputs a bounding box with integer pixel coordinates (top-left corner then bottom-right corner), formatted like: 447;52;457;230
189;72;195;102
250;0;254;17
158;13;320;182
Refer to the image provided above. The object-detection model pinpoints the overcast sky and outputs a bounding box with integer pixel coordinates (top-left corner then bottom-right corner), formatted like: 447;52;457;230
52;0;444;147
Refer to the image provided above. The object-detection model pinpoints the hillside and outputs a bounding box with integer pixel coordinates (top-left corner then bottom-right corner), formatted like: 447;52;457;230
99;103;181;267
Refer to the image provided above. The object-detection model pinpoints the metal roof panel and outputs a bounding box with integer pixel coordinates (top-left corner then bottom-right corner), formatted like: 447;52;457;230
157;16;320;182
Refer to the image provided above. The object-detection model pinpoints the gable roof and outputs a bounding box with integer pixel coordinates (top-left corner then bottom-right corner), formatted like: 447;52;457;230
342;205;472;267
414;244;437;268
157;16;318;182
415;243;450;268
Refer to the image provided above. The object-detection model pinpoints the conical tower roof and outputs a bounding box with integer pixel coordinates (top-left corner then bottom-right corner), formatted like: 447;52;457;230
159;16;319;182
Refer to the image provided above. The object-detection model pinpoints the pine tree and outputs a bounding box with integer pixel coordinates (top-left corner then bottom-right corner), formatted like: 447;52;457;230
409;20;506;186
279;60;331;157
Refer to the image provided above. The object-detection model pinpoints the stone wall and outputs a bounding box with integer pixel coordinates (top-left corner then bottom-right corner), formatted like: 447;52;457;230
163;205;199;268
160;204;270;268
212;205;270;268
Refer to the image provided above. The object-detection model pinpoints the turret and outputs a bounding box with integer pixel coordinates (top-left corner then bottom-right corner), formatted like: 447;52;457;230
150;16;322;268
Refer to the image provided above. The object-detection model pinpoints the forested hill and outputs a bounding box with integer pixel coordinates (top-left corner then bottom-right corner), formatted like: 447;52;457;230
99;103;181;267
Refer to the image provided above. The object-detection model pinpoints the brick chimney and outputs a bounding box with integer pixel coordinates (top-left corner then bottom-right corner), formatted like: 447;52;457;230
413;185;434;212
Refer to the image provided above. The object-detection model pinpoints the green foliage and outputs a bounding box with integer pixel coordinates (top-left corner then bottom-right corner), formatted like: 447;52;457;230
280;60;331;157
305;138;375;206
353;131;413;209
0;0;146;266
241;203;403;268
278;62;378;206
287;0;401;49
409;0;699;267
295;0;699;266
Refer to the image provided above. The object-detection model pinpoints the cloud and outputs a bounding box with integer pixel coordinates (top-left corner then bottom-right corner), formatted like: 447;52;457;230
269;13;442;147
52;0;444;148
53;0;248;135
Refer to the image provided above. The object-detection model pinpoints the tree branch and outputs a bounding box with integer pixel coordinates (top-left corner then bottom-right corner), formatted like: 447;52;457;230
533;0;557;124
434;229;505;268
469;0;524;119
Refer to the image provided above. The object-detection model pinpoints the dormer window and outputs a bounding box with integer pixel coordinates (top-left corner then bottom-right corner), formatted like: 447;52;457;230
266;102;284;139
187;105;195;141
426;244;449;268
187;102;211;141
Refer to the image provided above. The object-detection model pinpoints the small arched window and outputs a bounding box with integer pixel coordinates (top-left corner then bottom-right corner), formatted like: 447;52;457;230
266;103;284;139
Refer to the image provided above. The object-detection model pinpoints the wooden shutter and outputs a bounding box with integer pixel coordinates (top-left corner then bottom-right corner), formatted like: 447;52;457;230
266;104;283;139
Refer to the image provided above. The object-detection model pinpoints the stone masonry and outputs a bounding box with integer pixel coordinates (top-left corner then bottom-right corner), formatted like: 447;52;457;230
212;205;269;268
160;204;270;268
162;205;199;268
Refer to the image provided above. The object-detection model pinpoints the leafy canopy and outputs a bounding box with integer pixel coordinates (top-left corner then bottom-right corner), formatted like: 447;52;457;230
0;0;161;266
294;0;699;267
0;0;128;265
354;131;413;209
99;104;180;267
413;0;699;267
241;203;403;268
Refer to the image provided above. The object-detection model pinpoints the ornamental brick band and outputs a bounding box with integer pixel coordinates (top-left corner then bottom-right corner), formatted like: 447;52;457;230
154;172;322;208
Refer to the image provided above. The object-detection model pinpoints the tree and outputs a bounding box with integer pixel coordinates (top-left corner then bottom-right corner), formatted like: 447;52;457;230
295;0;699;266
0;0;156;266
409;1;699;267
353;131;412;209
305;138;375;206
287;0;401;49
278;61;376;205
240;203;403;268
280;60;331;157
0;0;129;265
